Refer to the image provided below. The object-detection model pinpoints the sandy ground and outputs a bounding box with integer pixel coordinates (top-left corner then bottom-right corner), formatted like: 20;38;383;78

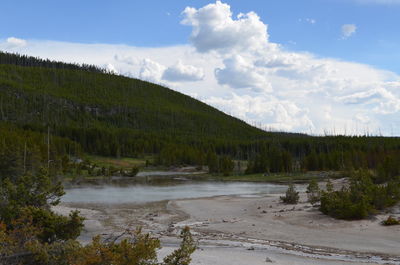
159;245;370;265
53;180;400;265
172;194;400;255
170;194;400;264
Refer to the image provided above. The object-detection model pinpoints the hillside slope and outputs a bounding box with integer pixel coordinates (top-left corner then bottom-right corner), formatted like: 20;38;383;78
0;52;282;159
0;65;267;138
1;51;400;176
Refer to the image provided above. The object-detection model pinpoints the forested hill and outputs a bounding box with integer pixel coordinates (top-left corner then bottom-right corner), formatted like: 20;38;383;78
0;51;281;167
1;51;400;177
0;52;267;139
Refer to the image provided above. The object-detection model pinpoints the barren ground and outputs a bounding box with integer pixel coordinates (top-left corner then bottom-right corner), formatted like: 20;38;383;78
53;179;400;264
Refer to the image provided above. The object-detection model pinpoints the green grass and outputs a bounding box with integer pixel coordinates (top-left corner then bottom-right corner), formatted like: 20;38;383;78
213;171;343;183
85;155;153;169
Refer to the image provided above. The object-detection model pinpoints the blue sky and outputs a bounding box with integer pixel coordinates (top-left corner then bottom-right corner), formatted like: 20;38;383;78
2;0;399;73
1;0;400;135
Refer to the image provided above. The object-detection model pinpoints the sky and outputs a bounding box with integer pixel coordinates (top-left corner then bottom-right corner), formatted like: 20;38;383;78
1;0;400;135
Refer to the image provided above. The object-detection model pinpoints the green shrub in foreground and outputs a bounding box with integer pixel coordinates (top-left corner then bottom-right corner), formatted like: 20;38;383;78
0;172;196;264
320;170;400;220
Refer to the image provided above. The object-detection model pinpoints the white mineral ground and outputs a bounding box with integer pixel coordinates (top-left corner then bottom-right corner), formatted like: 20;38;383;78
53;179;400;265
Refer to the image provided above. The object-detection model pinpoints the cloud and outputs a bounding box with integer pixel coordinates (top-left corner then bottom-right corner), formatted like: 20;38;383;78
181;1;269;53
205;93;314;132
114;54;139;66
5;37;27;48
341;24;357;39
354;113;371;124
215;55;272;92
139;58;166;83
163;61;205;82
104;63;118;74
334;84;400;115
255;53;298;68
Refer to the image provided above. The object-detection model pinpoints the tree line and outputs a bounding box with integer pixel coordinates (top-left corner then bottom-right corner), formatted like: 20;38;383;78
0;51;108;74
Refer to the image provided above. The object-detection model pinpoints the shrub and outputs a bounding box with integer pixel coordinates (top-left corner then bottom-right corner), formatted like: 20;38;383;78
0;222;196;265
320;169;400;220
128;166;139;177
280;183;299;204
0;172;196;265
382;216;400;226
320;189;371;220
0;173;84;243
306;179;320;205
326;179;333;192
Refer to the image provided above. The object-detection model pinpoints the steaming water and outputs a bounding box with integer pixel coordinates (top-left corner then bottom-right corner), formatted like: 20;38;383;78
62;181;289;204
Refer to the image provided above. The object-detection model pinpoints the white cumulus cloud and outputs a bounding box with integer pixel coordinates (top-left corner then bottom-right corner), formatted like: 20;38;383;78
215;55;272;92
163;61;205;82
181;1;269;53
139;58;166;83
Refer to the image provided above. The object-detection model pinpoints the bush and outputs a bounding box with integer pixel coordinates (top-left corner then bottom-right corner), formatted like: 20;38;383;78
0;172;196;265
320;189;370;219
0;173;84;243
320;170;400;220
0;222;196;265
306;179;320;205
280;183;299;204
382;216;400;226
326;179;334;192
128;166;139;177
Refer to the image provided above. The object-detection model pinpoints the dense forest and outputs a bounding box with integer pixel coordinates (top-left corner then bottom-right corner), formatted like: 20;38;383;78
1;51;400;177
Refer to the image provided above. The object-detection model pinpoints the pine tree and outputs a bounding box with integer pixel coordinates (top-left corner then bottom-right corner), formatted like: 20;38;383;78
280;183;299;204
306;179;320;205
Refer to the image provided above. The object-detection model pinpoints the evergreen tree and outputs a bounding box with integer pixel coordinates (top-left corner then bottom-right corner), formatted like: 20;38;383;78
306;179;320;205
280;183;299;204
